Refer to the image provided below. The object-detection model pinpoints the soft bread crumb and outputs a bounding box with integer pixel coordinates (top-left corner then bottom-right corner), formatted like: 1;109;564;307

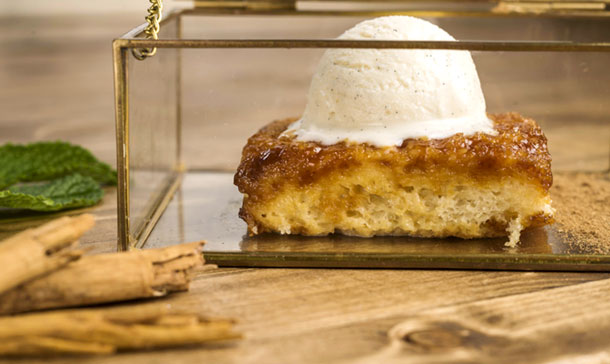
506;217;523;248
242;167;553;244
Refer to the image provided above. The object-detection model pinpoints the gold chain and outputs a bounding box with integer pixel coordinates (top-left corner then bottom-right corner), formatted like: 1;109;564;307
132;0;164;60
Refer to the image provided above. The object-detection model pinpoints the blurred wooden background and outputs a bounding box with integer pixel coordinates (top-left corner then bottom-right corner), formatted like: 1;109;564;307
2;10;608;172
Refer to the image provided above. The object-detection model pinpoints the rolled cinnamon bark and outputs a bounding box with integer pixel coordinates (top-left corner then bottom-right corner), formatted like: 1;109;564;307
0;303;240;356
0;214;93;294
0;242;206;315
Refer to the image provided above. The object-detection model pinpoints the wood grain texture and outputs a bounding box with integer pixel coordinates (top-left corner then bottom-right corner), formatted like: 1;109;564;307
2;269;609;363
357;278;610;364
1;13;610;364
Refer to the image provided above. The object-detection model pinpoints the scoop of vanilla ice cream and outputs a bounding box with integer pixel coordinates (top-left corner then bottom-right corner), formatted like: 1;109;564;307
285;16;495;146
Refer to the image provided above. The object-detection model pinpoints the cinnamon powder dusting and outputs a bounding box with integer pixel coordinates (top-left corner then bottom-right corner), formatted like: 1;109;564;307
551;172;610;254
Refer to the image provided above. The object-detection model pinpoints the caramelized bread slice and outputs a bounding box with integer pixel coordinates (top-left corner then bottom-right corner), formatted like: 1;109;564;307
234;113;553;246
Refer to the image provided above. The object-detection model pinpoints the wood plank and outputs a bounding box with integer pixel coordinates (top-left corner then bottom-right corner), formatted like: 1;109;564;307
2;269;607;363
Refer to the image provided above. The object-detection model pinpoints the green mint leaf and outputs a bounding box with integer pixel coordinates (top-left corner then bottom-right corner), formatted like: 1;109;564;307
0;141;116;189
0;174;104;211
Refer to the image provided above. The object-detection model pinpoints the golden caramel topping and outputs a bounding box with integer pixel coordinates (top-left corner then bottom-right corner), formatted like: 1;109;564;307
234;113;552;204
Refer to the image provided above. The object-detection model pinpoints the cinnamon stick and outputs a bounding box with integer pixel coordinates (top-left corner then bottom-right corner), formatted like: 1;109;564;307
0;303;240;356
0;242;206;315
0;214;93;294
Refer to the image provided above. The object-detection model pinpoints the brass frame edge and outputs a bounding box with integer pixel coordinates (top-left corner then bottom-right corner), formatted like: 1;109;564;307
112;40;130;252
176;16;183;168
114;39;610;51
205;252;610;271
182;7;610;17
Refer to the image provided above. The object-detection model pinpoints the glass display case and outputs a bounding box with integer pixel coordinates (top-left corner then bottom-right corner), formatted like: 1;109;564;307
113;0;610;270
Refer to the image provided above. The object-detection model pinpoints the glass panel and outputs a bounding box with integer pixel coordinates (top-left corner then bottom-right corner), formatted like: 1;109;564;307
476;51;610;171
147;45;608;269
180;47;610;173
130;12;610;269
127;16;180;245
179;14;610;172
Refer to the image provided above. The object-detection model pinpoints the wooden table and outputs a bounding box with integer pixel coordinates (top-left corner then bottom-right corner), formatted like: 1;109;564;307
1;14;610;364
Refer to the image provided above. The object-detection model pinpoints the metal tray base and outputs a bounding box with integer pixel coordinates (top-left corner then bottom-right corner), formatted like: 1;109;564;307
144;171;610;271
